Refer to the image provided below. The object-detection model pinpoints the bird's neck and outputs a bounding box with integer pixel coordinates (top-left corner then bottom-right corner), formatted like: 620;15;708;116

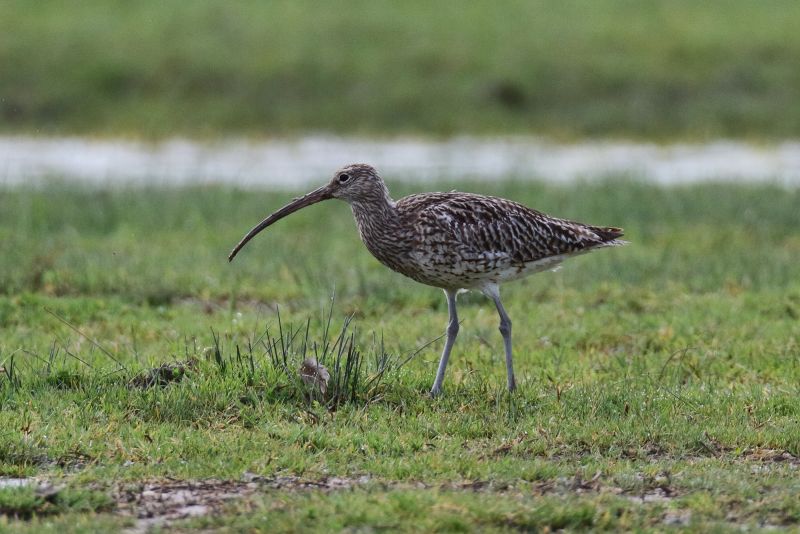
349;187;410;271
350;187;398;230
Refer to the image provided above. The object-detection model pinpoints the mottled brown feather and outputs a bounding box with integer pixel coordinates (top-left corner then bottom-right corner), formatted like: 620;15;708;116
347;186;624;290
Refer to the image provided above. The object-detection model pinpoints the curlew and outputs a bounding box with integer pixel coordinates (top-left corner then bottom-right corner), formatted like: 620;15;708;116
229;164;626;396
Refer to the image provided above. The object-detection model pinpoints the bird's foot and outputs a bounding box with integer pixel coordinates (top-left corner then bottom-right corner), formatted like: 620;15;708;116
429;386;442;398
507;376;517;392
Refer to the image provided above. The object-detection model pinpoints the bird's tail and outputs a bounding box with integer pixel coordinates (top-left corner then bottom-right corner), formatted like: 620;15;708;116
592;226;628;246
592;226;624;240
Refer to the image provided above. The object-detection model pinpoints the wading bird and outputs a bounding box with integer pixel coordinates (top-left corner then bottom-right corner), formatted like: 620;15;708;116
229;164;626;396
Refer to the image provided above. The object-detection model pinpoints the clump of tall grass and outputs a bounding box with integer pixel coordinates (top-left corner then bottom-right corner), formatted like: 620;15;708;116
209;297;424;409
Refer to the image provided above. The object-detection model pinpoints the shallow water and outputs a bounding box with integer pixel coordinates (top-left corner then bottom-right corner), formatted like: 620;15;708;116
1;135;799;188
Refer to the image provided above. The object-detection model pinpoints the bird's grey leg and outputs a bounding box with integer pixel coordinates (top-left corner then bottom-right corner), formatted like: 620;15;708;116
431;289;459;396
484;284;516;392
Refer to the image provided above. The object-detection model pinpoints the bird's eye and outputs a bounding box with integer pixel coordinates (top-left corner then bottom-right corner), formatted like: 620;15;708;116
338;173;351;183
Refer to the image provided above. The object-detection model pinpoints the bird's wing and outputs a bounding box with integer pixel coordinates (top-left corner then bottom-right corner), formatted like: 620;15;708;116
400;192;619;264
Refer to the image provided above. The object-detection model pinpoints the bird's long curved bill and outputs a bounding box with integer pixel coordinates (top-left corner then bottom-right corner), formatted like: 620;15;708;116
228;185;332;261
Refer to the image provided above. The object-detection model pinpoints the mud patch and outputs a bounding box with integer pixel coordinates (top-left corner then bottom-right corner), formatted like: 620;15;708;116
113;472;680;532
115;479;258;533
20;454;797;531
114;475;371;533
739;448;798;465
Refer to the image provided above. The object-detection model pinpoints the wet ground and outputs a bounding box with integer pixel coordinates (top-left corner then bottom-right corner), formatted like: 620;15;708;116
2;136;799;188
0;474;681;532
4;447;797;531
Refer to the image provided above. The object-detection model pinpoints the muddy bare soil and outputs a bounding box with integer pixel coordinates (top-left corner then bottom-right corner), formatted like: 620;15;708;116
110;472;678;532
108;449;799;531
5;447;798;531
113;475;371;532
114;479;255;532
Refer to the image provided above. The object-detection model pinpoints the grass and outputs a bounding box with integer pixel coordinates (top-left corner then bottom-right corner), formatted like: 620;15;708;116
1;178;799;531
0;486;111;521
2;0;800;140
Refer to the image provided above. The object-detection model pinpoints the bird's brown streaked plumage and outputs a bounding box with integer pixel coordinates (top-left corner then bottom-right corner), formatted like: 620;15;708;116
229;163;627;395
390;191;624;289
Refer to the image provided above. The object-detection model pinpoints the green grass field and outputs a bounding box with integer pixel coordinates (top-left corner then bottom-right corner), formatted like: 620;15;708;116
1;179;799;531
2;0;800;139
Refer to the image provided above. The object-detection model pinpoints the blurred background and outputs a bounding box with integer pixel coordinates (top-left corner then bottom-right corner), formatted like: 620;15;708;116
2;0;800;188
2;0;799;140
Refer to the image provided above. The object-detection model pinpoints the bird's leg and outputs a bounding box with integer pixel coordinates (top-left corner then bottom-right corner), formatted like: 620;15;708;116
431;289;459;397
485;285;516;392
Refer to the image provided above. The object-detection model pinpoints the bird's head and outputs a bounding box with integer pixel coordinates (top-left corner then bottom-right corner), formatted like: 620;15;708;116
326;163;387;203
227;163;387;261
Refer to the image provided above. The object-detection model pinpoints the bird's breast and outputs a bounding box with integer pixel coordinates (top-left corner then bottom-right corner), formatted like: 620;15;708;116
352;208;417;275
